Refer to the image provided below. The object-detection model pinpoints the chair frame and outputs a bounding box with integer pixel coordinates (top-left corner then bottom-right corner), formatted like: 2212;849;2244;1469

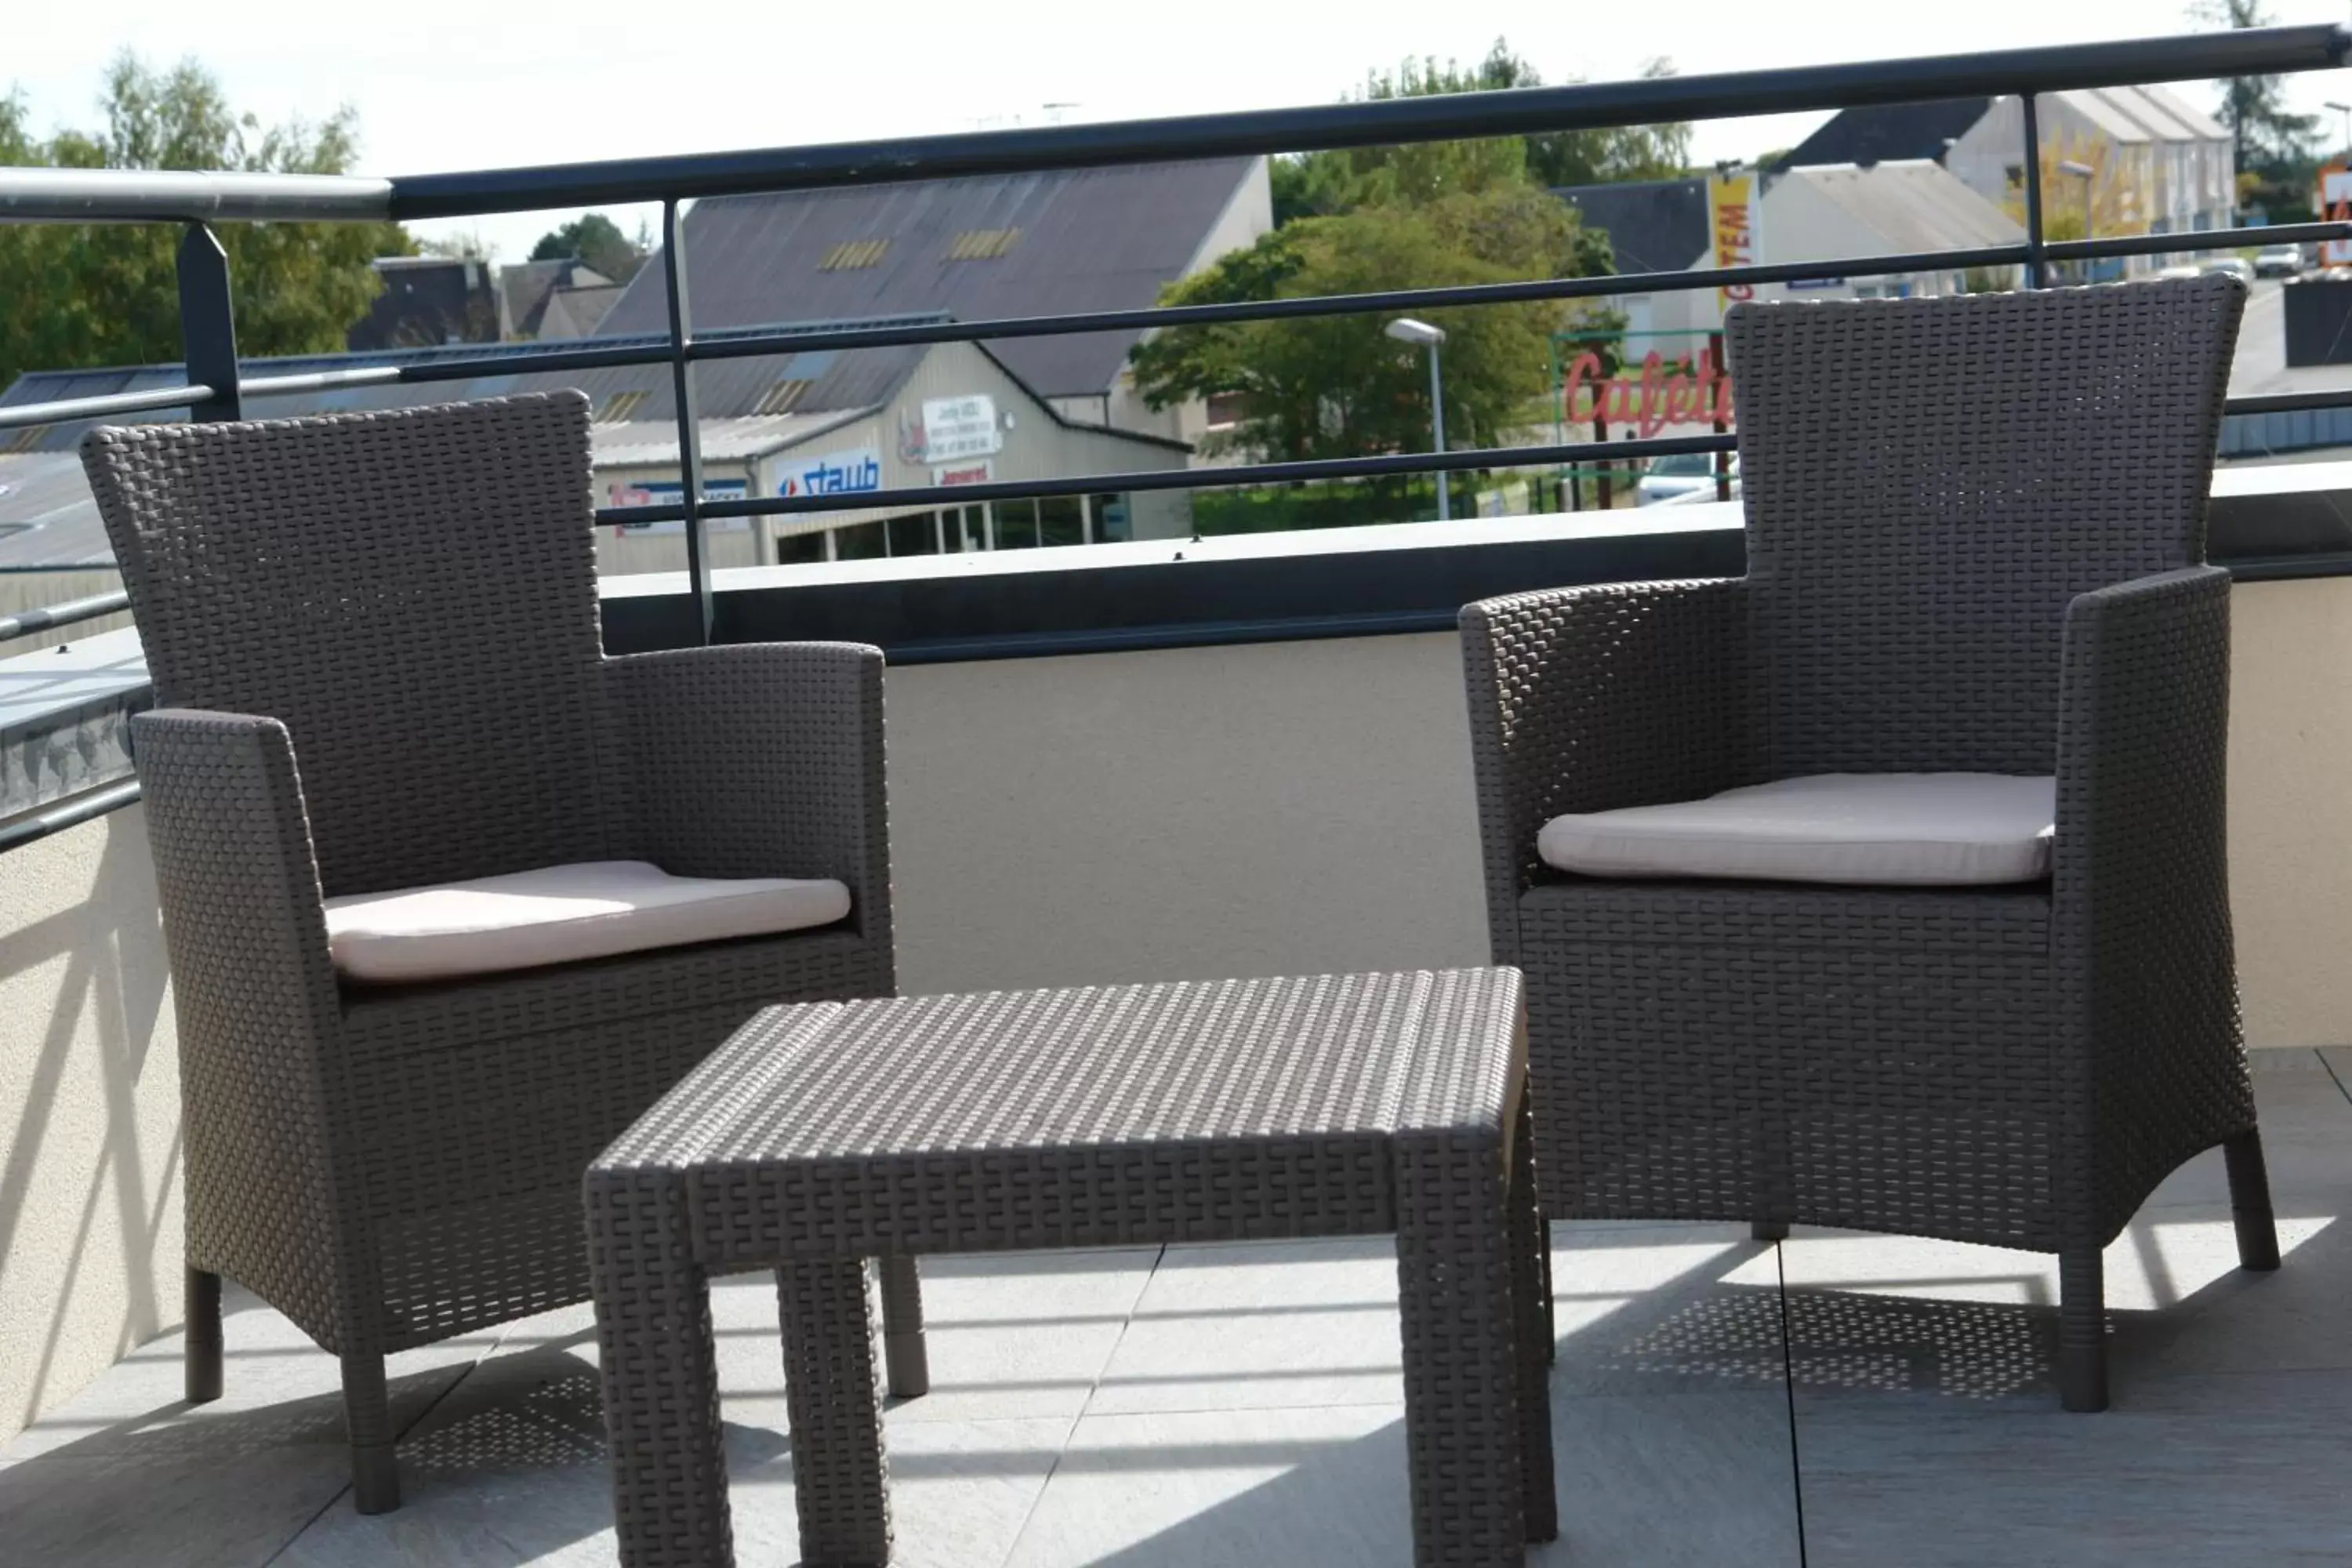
1459;278;2279;1411
84;393;912;1509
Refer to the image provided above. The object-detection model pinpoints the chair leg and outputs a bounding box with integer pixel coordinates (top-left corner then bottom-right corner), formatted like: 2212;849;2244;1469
185;1266;223;1405
2223;1129;2282;1272
1752;1220;1788;1243
2058;1247;2107;1414
878;1254;930;1399
340;1352;401;1514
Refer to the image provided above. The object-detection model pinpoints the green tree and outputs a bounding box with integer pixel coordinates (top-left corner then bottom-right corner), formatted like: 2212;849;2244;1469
1269;41;1692;224
1131;183;1596;464
0;56;411;390
528;212;648;281
2192;0;2320;176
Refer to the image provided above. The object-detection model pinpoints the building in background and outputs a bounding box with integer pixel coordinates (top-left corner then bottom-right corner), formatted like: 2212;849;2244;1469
345;256;501;349
1747;162;2024;302
0;324;1196;580
497;259;622;340
586;158;1272;445
1784;88;2233;278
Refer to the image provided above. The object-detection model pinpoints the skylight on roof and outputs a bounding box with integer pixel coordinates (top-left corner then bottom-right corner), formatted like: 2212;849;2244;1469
945;228;1021;261
753;379;815;416
595;390;648;424
820;240;891;271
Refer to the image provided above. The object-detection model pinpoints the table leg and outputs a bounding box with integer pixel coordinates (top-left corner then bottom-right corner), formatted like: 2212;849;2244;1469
588;1173;731;1567
878;1255;930;1399
1396;1120;1530;1566
777;1258;891;1566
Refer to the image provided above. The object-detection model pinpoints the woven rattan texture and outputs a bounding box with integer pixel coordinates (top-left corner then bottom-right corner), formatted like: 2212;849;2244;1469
1727;275;2242;777
85;396;898;1494
85;394;624;897
1460;280;2260;1273
586;970;1548;1567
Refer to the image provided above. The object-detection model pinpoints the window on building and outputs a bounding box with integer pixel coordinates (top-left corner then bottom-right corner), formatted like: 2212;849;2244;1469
1090;494;1131;543
775;530;828;564
753;379;815;416
595;389;648;424
1204;392;1245;430
833;521;887;560
887;511;940;557
996;499;1040;550
1038;494;1087;547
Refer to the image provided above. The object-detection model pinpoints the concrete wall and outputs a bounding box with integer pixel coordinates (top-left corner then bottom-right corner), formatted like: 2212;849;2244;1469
5;582;2349;1444
2229;577;2352;1048
0;806;178;1449
889;608;2352;1047
889;632;1486;996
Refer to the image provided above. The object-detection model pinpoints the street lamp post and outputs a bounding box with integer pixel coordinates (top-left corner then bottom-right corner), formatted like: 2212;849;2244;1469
2057;158;2094;281
1385;317;1450;521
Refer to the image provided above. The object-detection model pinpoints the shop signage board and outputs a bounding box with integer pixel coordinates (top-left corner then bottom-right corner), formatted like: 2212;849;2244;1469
779;447;884;498
1559;348;1734;436
920;394;1002;462
934;460;993;486
606;477;750;534
2321;163;2352;266
1708;170;1759;318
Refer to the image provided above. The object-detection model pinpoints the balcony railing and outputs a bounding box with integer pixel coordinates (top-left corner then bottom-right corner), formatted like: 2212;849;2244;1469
5;22;2352;855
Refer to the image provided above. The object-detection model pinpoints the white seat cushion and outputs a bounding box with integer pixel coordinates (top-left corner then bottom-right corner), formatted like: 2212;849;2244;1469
323;859;852;984
1536;773;2056;887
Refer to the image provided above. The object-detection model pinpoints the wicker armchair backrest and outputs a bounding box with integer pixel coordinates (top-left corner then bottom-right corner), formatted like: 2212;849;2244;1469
83;392;629;897
1725;275;2244;777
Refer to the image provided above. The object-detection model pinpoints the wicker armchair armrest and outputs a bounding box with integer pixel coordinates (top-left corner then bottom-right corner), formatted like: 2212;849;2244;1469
2053;566;2248;1226
129;709;361;1333
604;642;891;947
1458;579;1748;960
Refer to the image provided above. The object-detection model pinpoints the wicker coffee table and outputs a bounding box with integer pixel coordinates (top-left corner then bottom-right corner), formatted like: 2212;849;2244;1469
585;968;1554;1567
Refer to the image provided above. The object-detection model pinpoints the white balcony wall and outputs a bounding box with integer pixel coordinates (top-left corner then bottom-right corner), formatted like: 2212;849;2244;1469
0;806;179;1449
7;581;2352;1446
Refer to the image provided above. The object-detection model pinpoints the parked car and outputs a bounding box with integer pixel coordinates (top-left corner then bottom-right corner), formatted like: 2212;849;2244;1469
2254;243;2305;278
2199;256;2254;283
1635;451;1740;506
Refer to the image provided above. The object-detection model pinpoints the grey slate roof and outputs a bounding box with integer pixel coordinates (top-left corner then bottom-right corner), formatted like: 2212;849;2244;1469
1552;178;1711;275
591;158;1260;397
1773;99;1992;171
0;317;955;456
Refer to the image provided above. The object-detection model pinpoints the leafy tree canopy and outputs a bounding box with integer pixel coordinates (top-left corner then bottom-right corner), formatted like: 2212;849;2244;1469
1132;184;1592;463
2192;0;2320;174
1140;39;1657;467
0;55;413;390
528;212;648;281
1271;41;1692;223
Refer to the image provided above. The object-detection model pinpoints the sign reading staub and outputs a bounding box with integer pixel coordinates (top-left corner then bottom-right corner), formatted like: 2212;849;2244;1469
1708;170;1758;315
779;447;882;498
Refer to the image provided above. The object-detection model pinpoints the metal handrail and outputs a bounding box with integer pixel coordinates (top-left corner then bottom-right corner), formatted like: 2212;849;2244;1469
0;26;2346;616
0;589;132;643
383;27;2349;216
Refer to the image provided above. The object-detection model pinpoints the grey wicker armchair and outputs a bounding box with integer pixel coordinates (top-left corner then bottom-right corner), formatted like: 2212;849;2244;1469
1460;276;2278;1413
82;392;903;1511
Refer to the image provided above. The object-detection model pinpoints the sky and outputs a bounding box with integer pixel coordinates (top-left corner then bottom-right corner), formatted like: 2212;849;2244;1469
7;0;2352;260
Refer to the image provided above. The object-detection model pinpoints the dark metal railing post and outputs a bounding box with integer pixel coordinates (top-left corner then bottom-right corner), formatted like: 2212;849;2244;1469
661;199;714;644
177;223;242;420
2020;93;2046;289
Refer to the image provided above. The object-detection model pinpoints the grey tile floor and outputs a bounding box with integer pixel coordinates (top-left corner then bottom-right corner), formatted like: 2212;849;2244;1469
5;1049;2349;1566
